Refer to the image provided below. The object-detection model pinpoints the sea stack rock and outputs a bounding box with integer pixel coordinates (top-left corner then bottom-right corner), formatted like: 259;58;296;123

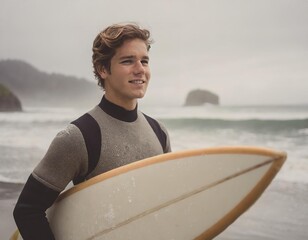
184;89;219;106
0;83;22;112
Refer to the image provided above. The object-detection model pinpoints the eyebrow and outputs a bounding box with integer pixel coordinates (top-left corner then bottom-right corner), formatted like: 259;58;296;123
119;55;149;60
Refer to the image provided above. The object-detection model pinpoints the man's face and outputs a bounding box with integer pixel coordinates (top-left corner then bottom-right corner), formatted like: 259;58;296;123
100;38;151;110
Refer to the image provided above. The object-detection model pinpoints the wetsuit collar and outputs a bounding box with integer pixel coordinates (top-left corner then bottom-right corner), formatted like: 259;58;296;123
98;96;138;122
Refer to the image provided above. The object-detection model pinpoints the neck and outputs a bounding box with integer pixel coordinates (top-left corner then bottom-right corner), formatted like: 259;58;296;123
104;94;137;111
98;95;138;122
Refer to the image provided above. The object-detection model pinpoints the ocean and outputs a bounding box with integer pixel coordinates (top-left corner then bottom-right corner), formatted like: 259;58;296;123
1;103;308;239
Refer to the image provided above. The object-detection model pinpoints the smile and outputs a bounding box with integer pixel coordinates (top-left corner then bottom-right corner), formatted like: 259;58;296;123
129;80;145;84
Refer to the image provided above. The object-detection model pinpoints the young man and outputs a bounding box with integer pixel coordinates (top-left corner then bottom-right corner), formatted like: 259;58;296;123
13;23;171;240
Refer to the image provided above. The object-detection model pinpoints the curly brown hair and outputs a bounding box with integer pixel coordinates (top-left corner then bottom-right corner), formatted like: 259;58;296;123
92;23;153;88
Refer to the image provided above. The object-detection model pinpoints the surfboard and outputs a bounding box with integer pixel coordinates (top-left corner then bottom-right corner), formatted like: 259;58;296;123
12;146;286;240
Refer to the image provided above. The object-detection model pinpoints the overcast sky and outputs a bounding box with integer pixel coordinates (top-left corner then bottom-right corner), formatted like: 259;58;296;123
1;0;307;106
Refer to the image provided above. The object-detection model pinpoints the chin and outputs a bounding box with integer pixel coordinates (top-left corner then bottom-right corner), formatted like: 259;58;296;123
136;95;145;100
134;91;147;99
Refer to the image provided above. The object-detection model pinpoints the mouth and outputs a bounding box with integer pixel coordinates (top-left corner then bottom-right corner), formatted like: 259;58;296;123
129;79;145;84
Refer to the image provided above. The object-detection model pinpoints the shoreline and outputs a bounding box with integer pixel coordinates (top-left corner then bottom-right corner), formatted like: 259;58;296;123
1;180;307;239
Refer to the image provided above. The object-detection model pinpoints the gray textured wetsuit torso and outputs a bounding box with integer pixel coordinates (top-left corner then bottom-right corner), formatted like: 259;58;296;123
33;96;171;192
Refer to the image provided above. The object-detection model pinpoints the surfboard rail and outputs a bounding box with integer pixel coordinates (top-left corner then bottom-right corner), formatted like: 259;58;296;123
194;147;286;239
58;146;286;202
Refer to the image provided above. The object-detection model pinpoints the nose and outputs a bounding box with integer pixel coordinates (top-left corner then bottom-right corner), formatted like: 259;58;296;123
133;61;145;75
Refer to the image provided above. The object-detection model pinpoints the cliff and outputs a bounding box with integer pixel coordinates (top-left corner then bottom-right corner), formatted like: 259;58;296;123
184;89;219;106
0;59;101;107
0;83;22;112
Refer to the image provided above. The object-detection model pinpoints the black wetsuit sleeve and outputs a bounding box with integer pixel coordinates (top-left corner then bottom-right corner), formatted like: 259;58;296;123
13;174;60;240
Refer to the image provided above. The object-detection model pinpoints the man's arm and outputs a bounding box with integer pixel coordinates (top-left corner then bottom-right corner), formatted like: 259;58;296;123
13;174;60;240
13;124;88;239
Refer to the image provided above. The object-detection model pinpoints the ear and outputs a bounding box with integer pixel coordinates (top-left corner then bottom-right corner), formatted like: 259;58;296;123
97;66;109;79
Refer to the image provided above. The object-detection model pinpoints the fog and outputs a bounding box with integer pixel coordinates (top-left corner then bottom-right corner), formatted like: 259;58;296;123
1;0;308;106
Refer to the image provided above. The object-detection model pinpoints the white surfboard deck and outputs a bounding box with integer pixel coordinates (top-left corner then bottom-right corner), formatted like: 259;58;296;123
12;146;286;240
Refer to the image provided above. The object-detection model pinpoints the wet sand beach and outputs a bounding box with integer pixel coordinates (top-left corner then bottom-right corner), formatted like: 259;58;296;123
1;180;307;239
0;182;23;240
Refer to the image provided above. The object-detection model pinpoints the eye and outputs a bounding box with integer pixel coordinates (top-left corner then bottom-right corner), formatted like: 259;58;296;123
121;59;133;65
141;59;149;66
